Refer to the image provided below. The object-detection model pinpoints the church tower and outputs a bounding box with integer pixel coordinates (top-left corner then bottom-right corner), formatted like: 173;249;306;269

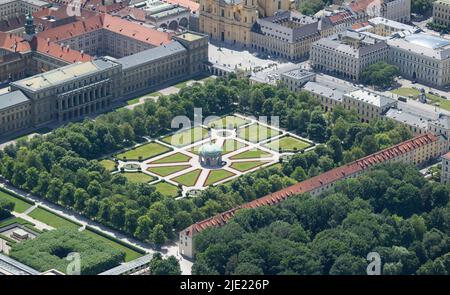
24;13;36;41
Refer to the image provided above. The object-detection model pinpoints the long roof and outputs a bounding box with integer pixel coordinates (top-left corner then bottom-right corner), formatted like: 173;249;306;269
0;253;40;275
182;133;439;237
37;13;173;47
0;90;29;110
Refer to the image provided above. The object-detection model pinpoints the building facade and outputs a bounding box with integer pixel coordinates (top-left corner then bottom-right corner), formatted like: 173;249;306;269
433;0;450;27
441;152;450;184
0;0;49;19
347;0;410;23
310;31;389;81
179;133;446;258
198;0;290;46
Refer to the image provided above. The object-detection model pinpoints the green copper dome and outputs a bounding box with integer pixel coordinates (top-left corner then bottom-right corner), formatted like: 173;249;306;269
199;143;222;157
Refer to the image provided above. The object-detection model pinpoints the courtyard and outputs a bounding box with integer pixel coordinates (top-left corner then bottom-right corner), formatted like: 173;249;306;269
105;114;315;197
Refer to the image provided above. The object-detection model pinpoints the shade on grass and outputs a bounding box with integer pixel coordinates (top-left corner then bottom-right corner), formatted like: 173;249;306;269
28;207;81;229
0;191;32;213
237;124;281;142
230;148;272;160
222;139;246;154
264;136;311;152
115;142;171;161
153;182;180;198
161;126;209;147
82;229;142;262
171;169;202;186
151;152;191;164
122;172;156;184
391;88;450;111
147;165;191;177
100;159;117;172
207;115;250;129
230;161;271;172
203;169;235;186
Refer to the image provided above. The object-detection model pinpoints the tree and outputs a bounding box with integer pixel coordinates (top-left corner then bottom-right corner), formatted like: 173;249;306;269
291;166;307;182
150;224;167;248
412;0;434;14
149;253;182;275
0;199;14;219
361;62;400;89
329;253;367;275
361;135;379;155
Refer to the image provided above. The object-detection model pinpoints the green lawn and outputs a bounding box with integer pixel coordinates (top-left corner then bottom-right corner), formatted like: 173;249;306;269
230;161;271;172
122;172;156;184
0;217;33;228
171;169;202;186
115;142;171;161
147;165;191;177
151;152;191;164
153;182;181;197
0;191;32;213
237;124;281;142
207;115;250;129
161;126;209;147
126;97;140;105
264;136;311;152
100;159;117;172
391;88;450;111
222;139;247;154
82;229;143;262
230;148;273;160
28;207;81;229
203;169;235;186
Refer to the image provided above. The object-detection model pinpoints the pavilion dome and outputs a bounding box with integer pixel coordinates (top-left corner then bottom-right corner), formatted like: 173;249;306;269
199;143;222;157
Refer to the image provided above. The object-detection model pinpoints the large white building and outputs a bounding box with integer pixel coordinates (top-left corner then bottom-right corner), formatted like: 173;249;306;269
433;0;450;27
0;0;49;19
387;33;450;87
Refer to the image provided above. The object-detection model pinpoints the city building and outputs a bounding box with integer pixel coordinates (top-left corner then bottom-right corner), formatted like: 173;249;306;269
342;89;397;123
250;11;335;61
198;0;291;46
179;133;446;258
387;33;450;87
346;0;410;23
441;152;450;184
120;0;191;30
0;0;50;19
0;253;40;275
310;30;389;81
433;0;450;27
356;17;418;37
280;69;316;92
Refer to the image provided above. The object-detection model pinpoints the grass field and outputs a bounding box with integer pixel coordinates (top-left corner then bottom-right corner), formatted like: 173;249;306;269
161;126;209;147
203;169;235;186
264;136;311;152
0;217;33;228
28;207;80;229
207;115;250;129
153;182;180;197
171;169;202;186
147;165;191;177
100;159;117;172
115;142;171;161
222;139;247;154
237;124;281;142
391;88;450;111
187;140;217;155
230;161;271;172
122;172;156;184
0;191;32;213
82;229;143;262
230;148;273;160
151;152;191;164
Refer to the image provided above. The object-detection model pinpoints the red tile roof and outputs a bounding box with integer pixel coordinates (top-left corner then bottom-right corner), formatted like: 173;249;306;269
442;151;450;160
165;0;200;13
328;11;354;24
183;133;440;237
0;32;31;53
349;0;381;13
37;13;173;47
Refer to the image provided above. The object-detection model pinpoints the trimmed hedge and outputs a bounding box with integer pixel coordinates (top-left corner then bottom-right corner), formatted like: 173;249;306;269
10;228;125;275
0;187;34;206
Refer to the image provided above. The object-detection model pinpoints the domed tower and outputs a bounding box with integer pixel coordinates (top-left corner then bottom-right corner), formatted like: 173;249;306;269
24;13;36;41
199;143;223;167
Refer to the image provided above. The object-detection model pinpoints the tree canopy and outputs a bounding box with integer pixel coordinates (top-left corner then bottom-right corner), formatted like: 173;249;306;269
361;62;400;89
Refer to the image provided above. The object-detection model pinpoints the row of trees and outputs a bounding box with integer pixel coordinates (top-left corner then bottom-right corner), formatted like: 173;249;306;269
0;76;412;247
192;163;450;275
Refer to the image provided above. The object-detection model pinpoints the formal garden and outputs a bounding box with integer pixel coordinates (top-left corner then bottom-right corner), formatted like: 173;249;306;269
99;114;315;197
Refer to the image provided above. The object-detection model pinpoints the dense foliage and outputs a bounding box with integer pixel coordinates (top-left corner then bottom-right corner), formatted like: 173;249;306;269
0;199;14;219
0;77;411;246
10;228;125;274
361;62;400;89
149;253;182;275
192;163;450;275
298;0;331;16
411;0;433;14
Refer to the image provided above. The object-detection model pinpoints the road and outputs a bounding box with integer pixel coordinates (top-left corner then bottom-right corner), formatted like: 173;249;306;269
0;177;193;275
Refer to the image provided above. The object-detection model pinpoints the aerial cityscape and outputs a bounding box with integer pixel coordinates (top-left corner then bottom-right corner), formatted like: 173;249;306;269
0;0;449;279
